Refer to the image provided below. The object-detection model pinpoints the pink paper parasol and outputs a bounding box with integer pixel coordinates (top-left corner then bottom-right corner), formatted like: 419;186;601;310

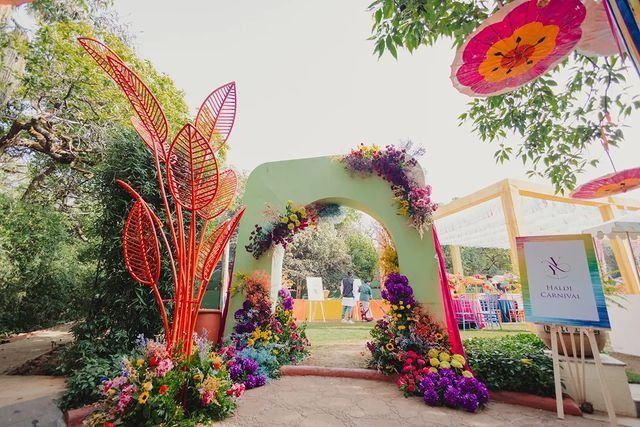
571;167;640;199
0;0;33;5
451;0;586;97
577;0;620;57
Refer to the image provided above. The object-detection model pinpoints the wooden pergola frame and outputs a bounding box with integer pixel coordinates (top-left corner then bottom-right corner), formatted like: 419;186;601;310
434;178;640;294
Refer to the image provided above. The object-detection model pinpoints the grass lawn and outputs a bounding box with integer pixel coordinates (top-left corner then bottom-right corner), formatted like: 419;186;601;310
305;321;532;347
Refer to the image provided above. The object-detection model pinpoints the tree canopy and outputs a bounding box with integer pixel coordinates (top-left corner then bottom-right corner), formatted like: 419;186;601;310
368;0;640;192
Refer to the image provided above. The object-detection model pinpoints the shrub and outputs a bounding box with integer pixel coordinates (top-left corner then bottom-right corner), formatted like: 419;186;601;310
464;333;554;396
58;355;122;411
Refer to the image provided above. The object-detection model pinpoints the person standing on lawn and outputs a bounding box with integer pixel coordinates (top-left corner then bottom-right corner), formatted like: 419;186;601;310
358;280;373;321
340;271;355;323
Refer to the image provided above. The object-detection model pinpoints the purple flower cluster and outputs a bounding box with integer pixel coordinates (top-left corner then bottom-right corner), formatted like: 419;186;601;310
278;288;294;311
341;144;436;234
420;369;489;412
381;273;416;307
228;356;266;390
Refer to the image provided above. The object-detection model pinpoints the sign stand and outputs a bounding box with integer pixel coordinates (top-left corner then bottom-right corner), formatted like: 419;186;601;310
549;325;616;425
305;277;325;322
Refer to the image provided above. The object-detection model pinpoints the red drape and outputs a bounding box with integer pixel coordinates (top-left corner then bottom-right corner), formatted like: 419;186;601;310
432;225;466;358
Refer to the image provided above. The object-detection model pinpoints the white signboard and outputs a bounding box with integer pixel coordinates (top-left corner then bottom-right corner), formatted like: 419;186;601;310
306;277;324;301
517;234;610;329
353;278;362;302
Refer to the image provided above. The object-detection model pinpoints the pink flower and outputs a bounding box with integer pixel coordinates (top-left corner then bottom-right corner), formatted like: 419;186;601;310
155;358;173;377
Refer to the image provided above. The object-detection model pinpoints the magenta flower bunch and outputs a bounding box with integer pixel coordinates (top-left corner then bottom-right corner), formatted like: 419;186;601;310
341;144;437;235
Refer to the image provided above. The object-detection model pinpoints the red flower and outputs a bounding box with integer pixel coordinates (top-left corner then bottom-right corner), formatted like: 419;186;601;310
213;362;221;369
408;384;415;393
149;356;159;367
105;423;116;427
159;384;168;395
227;388;234;396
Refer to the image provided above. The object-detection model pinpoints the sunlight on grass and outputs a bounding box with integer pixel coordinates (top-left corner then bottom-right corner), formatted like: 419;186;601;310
305;321;373;346
460;323;531;340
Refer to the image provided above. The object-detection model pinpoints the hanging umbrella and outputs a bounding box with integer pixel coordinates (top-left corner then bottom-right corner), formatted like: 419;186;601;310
604;0;640;76
0;0;33;5
570;167;640;199
451;0;586;97
577;0;621;56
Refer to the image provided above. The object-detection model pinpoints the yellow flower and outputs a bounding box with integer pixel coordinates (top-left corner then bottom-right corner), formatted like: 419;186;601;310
440;361;451;369
136;358;144;367
107;388;116;396
462;370;474;378
299;207;306;215
396;313;402;318
435;333;444;341
398;325;406;330
451;360;463;369
138;391;149;405
399;301;404;305
439;352;451;362
295;221;300;227
385;342;395;351
142;381;153;391
289;214;297;221
428;349;439;359
520;358;532;366
193;373;204;382
288;223;295;230
406;304;411;309
392;305;398;310
273;350;280;355
429;367;438;374
281;216;289;224
247;339;255;347
452;354;465;365
429;358;440;367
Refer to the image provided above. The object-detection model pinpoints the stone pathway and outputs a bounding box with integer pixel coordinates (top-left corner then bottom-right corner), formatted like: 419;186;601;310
0;375;66;426
0;323;73;374
220;376;604;427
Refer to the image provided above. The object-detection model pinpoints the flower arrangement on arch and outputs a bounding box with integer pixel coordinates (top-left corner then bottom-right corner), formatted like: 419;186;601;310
245;201;317;259
366;272;489;413
340;143;437;235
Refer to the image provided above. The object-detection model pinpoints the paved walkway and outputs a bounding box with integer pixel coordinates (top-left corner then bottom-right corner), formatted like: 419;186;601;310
0;323;73;374
220;376;604;427
0;375;66;426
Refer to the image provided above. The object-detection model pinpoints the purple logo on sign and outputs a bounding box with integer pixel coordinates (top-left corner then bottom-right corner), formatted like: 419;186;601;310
542;256;570;279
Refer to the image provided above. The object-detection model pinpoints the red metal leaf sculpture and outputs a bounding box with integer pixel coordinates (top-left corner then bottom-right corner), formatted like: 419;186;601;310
80;37;242;356
131;117;167;162
199;169;238;220
123;200;161;286
166;123;219;211
195;82;237;151
107;57;169;156
199;208;246;284
78;37;125;81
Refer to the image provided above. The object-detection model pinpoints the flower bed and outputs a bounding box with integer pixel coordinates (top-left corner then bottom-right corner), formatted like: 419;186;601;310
366;273;489;412
340;144;437;235
81;272;309;425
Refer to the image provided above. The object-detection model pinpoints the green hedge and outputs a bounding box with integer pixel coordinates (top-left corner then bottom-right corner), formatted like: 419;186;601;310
464;333;554;397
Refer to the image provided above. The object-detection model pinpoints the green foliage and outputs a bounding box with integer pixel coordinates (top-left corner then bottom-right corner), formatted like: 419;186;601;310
442;245;512;276
346;233;379;281
283;222;352;296
0;194;92;334
62;132;173;367
58;355;122;411
368;0;640;192
464;333;554;396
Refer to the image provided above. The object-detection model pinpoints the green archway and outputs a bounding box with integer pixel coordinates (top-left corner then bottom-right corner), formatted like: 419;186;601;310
223;156;443;336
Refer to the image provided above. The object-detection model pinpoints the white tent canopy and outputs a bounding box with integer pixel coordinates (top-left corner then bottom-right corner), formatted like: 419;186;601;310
582;216;640;240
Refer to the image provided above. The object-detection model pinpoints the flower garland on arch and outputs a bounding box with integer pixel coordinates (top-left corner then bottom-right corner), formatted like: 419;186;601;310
245;201;319;259
340;143;437;236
